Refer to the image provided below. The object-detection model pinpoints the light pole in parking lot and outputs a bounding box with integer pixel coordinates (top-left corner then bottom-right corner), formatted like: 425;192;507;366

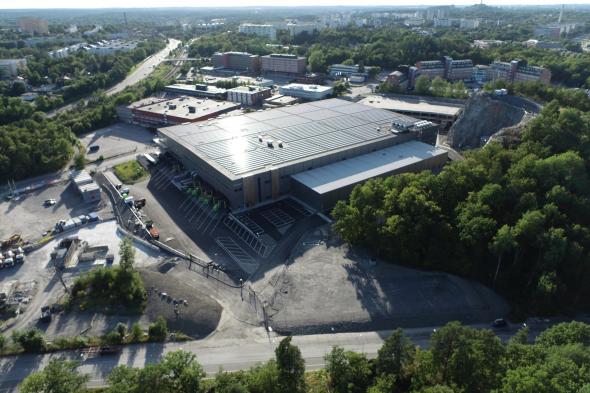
240;278;243;301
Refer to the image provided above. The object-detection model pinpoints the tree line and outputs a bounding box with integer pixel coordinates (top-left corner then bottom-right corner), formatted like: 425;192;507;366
16;321;590;393
189;26;590;88
0;63;171;182
332;95;590;315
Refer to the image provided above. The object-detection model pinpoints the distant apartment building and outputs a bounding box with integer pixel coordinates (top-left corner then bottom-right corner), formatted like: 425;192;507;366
534;23;577;38
411;56;474;86
473;40;503;49
404;18;425;27
486;60;551;85
227;86;272;106
239;23;277;40
460;18;481;29
278;84;333;101
434;18;454;28
261;54;307;75
18;17;49;35
83;40;138;56
211;52;260;73
473;65;489;84
0;59;27;77
329;63;363;78
287;22;322;36
424;6;450;20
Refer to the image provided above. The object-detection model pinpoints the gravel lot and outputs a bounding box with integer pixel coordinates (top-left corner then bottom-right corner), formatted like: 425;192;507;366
260;225;510;335
141;266;223;339
1;221;164;338
0;181;106;241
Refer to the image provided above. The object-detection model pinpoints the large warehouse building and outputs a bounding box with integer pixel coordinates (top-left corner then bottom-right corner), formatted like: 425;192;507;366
158;98;446;211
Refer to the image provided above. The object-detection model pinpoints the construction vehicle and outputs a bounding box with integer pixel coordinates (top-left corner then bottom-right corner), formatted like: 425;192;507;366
2;234;22;249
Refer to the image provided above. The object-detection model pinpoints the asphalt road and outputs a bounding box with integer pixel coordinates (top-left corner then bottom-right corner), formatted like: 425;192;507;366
105;38;181;97
0;321;555;391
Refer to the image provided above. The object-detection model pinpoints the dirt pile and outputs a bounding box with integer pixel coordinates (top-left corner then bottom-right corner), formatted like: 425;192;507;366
447;93;525;149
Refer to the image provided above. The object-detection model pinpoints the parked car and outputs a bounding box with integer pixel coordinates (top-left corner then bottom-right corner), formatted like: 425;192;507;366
44;199;56;206
492;318;508;328
88;145;100;153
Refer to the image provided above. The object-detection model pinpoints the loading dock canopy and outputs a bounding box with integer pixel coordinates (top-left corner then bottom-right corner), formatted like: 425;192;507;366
291;140;447;195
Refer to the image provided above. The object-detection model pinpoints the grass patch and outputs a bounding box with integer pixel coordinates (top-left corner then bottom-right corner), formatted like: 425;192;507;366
113;160;148;184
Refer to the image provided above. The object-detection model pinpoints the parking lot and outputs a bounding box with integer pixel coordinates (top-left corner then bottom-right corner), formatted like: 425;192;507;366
79;122;156;163
114;156;319;282
0;181;107;242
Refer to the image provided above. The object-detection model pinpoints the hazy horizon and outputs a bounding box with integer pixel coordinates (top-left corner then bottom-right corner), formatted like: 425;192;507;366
1;0;588;10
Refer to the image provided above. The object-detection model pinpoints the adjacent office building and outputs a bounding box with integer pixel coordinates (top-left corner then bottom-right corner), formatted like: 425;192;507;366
227;86;272;106
261;54;307;75
127;96;239;128
211;52;261;73
165;84;228;100
411;56;474;86
158;98;444;211
486;60;551;85
278;84;333;101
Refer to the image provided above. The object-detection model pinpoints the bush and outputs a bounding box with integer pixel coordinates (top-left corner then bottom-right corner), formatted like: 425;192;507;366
113;160;148;184
130;323;143;342
148;316;168;342
0;333;5;350
13;329;46;353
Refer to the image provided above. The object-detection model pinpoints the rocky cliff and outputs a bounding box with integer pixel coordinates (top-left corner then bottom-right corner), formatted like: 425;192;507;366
447;93;525;149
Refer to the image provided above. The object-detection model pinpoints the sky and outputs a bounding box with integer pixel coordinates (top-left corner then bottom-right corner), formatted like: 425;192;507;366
2;0;588;9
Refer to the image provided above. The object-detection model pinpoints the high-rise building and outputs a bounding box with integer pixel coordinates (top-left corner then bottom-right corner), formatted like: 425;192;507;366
0;59;27;77
18;17;49;35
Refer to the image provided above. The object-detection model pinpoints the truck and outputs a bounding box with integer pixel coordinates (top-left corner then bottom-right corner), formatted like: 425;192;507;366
40;306;51;322
146;222;159;240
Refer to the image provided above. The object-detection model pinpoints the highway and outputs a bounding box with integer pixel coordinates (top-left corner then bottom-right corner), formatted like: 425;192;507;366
105;38;181;96
45;38;181;118
0;322;550;391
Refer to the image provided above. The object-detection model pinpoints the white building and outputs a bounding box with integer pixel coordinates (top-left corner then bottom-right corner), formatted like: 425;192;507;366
239;24;277;40
85;40;138;56
278;84;333;101
0;59;27;77
227;86;272;106
434;18;454;28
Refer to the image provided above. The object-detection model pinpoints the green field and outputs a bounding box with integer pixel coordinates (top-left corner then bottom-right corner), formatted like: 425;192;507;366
113;160;149;184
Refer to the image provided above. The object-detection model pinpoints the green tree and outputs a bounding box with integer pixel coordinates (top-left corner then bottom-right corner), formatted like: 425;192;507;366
536;321;590;347
130;322;143;342
148;316;168;341
13;329;46;353
119;237;135;271
325;346;372;393
159;350;205;393
376;328;415;380
415;75;431;95
20;359;89;393
0;333;5;350
275;336;306;393
106;365;139;393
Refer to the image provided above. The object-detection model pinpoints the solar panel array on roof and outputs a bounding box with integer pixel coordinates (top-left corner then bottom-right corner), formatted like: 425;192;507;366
159;98;431;178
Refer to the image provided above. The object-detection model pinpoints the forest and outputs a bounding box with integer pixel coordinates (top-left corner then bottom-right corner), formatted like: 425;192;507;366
332;93;590;315
0;64;170;182
15;321;590;393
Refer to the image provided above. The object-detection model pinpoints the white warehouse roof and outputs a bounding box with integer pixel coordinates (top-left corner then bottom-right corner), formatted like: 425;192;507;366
291;140;447;195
